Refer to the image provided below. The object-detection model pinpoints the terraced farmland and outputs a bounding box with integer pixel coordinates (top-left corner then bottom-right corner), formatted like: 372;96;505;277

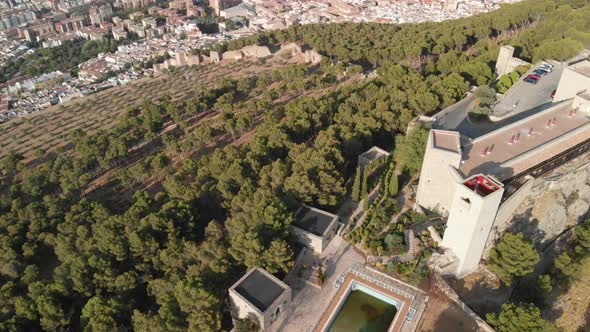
0;54;303;162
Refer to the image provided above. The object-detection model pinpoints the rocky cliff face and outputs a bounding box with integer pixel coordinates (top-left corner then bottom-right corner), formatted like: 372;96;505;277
505;154;590;249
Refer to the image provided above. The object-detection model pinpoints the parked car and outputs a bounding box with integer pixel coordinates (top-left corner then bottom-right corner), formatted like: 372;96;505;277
524;77;538;84
539;64;553;72
527;74;541;80
541;62;554;68
533;69;549;75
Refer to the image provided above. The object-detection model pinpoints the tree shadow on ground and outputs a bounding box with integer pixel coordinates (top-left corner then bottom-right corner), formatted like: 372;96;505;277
418;286;480;332
508;215;547;249
449;275;512;317
428;306;480;332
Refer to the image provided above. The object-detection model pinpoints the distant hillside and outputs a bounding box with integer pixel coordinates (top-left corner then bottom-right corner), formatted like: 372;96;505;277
0;53;303;161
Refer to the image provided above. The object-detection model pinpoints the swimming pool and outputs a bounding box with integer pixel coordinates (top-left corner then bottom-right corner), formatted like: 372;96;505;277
326;281;402;332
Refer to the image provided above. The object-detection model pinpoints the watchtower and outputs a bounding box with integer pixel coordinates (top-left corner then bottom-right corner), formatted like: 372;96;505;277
441;171;504;276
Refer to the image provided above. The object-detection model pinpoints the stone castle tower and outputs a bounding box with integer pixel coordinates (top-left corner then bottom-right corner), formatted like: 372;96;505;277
441;171;504;276
495;45;515;76
495;45;531;77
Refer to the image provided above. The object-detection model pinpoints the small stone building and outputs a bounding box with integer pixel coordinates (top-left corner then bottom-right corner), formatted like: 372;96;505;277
358;146;390;168
291;205;339;254
229;268;292;330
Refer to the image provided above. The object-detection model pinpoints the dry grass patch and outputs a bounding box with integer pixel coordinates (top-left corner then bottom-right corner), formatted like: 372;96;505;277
554;256;590;332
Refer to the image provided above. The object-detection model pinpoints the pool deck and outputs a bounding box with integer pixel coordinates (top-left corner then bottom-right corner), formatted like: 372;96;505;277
313;273;412;332
312;264;428;332
265;236;428;332
267;236;366;332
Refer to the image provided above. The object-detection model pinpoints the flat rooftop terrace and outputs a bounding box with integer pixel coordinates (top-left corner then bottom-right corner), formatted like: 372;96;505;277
460;100;590;180
293;206;337;237
233;269;287;312
571;60;590;78
359;146;389;162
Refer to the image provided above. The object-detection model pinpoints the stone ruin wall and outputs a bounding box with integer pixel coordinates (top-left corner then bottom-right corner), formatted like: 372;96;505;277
153;43;323;73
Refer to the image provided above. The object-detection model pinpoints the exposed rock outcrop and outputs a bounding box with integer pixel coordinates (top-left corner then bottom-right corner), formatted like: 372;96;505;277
494;155;590;249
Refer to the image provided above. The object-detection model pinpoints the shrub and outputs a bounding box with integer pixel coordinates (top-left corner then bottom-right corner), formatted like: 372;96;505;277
385;233;406;255
474;85;496;106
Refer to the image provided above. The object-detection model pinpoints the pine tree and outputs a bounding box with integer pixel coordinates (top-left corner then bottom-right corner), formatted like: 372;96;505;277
575;219;590;249
383;169;391;195
389;172;398;197
488;232;540;285
361;167;368;200
486;303;557;332
351;166;362;202
554;252;578;278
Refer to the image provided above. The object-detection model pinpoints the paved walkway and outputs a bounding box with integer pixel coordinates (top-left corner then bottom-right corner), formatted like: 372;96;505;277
270;236;364;332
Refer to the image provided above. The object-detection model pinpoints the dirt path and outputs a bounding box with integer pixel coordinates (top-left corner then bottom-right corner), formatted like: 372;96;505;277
446;267;511;316
416;284;480;332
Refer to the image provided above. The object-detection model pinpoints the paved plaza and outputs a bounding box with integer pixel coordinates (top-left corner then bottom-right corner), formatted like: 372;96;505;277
268;235;429;332
268;236;364;331
493;60;565;117
432;61;566;139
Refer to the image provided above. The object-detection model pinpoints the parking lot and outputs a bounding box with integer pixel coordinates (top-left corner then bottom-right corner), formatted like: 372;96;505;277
493;60;565;117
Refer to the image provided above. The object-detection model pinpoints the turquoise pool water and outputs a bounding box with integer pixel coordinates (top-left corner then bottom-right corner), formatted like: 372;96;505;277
327;282;400;332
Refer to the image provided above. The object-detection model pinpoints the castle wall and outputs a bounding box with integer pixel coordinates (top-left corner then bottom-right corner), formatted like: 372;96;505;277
241;45;271;58
487;153;590;254
304;50;322;64
495;45;515;77
494;45;530;77
222;50;244;60
229;269;292;330
482;175;535;258
416;132;461;215
229;290;265;327
441;173;504;276
279;42;302;55
290;226;325;253
210;50;221;63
